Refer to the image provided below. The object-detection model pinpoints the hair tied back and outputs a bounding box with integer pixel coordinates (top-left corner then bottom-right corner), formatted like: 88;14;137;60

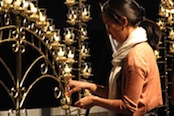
132;0;146;16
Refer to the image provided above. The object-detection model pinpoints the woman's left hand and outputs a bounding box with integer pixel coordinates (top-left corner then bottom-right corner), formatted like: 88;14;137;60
74;95;95;109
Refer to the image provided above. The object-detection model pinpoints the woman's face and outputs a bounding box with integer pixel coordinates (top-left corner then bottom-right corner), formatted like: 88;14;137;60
102;13;126;44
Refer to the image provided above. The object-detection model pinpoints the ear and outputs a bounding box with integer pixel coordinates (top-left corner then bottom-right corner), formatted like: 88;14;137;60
120;16;128;27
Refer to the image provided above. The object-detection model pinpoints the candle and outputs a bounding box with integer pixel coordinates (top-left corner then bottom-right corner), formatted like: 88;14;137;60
65;30;71;41
82;63;92;78
22;0;29;9
82;64;88;74
54;33;61;42
170;43;174;53
2;0;13;4
171;43;174;49
64;64;72;73
81;45;88;56
58;47;65;57
14;0;22;7
169;29;174;39
67;50;74;59
29;2;37;13
66;0;75;3
82;8;88;17
39;12;46;22
81;6;90;22
154;50;160;59
81;27;87;38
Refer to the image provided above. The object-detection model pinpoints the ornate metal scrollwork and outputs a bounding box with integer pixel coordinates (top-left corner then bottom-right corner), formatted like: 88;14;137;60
0;0;93;116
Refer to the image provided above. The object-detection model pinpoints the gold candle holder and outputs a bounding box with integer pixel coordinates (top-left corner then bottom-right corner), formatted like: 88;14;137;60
157;19;166;30
80;26;88;41
65;0;77;7
63;27;75;45
35;8;47;28
168;29;174;40
67;7;78;25
2;0;13;5
80;43;89;58
81;5;91;22
170;43;174;54
52;29;61;48
66;47;75;63
62;63;73;79
26;2;38;15
56;45;67;62
11;0;22;14
154;50;161;60
81;62;92;78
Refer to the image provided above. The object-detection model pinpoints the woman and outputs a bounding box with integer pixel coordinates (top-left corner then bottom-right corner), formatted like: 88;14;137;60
68;0;163;115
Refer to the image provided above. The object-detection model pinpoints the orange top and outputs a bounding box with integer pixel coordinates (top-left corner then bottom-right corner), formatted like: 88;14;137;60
114;42;163;115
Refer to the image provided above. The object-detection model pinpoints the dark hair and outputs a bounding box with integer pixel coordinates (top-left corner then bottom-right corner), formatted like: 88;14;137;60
140;19;161;50
102;0;161;50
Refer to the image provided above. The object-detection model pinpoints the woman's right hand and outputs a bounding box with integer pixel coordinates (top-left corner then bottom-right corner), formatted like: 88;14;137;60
68;79;86;94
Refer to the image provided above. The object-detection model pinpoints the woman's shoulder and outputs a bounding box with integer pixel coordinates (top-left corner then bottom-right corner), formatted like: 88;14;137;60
129;42;154;57
125;42;155;67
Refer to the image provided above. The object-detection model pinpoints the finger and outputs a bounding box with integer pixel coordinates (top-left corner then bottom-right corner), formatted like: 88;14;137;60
68;89;74;95
74;100;81;107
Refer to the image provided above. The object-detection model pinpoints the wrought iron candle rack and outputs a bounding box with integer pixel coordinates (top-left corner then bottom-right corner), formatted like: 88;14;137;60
156;0;174;115
0;0;92;116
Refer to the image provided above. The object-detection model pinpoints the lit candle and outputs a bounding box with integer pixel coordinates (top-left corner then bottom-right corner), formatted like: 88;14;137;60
2;0;13;4
154;50;160;59
68;9;77;25
168;14;173;22
64;64;72;74
39;12;46;22
169;29;174;39
171;44;174;49
29;2;37;13
66;0;75;3
81;6;90;22
81;28;87;35
54;33;61;42
82;63;92;78
14;0;22;7
22;0;29;9
81;45;88;56
58;47;65;57
65;30;71;41
82;64;88;74
67;50;74;59
170;43;174;53
82;8;88;17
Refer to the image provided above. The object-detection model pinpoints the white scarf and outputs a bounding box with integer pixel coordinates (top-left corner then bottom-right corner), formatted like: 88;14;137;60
108;27;147;116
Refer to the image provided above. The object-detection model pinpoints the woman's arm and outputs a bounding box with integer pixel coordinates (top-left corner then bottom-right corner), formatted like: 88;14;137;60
68;79;108;98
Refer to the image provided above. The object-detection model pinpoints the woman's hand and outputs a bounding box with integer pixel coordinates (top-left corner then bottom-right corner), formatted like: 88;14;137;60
74;95;96;109
68;79;86;94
